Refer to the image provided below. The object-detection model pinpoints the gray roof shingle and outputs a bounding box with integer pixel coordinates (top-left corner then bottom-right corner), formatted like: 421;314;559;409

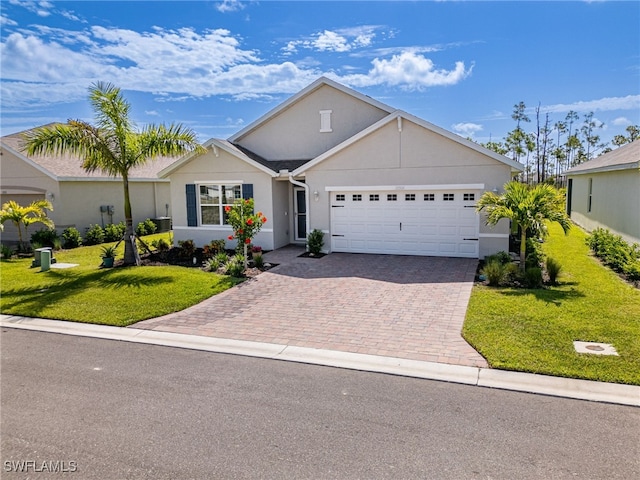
564;140;639;175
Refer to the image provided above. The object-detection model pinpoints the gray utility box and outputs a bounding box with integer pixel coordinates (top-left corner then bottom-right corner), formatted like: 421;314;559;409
32;247;57;268
152;217;172;233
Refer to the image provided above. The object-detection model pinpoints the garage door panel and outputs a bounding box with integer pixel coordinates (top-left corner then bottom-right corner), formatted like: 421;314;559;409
331;190;479;258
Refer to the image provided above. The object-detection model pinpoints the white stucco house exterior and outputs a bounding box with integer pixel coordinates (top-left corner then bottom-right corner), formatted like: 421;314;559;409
564;140;639;245
162;77;524;259
0;126;174;243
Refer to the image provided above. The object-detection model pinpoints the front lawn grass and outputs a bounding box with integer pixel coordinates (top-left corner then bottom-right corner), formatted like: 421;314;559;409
0;233;242;327
463;223;640;385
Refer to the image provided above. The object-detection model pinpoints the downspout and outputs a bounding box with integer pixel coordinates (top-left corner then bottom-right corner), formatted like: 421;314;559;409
288;173;310;247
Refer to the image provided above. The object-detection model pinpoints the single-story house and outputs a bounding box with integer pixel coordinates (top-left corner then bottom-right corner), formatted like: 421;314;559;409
162;77;524;258
564;140;639;245
0;125;174;243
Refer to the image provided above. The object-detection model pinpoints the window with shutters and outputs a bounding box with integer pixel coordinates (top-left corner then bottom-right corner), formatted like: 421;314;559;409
199;184;242;225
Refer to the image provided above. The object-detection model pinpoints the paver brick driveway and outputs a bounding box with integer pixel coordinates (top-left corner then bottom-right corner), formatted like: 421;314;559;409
136;247;488;368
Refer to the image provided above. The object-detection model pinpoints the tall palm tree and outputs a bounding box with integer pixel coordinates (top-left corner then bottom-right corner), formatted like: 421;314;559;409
0;199;54;251
23;82;204;265
476;182;571;270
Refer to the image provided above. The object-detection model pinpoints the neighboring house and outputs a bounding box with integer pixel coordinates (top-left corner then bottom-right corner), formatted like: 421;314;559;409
163;77;524;258
564;140;640;245
1;125;174;244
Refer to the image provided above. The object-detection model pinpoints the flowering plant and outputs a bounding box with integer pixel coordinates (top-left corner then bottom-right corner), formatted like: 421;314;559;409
225;198;267;269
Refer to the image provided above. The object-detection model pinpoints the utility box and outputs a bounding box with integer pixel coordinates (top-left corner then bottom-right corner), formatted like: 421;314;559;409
32;247;57;268
152;217;172;233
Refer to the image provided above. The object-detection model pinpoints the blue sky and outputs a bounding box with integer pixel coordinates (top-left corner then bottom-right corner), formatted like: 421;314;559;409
1;1;639;147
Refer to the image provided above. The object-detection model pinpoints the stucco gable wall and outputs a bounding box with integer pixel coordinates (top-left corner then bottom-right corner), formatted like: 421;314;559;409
569;169;640;244
304;120;513;241
236;85;390;161
168;150;275;249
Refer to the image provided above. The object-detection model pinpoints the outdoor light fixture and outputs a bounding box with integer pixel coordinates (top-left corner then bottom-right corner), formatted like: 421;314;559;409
313;190;319;201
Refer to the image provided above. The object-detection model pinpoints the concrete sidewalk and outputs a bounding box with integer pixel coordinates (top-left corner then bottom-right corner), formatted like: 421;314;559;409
2;314;638;407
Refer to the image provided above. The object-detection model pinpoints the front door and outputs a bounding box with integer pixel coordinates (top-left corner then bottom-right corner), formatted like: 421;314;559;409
294;187;307;241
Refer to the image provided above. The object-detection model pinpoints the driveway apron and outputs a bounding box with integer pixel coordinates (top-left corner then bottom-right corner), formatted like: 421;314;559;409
135;247;488;368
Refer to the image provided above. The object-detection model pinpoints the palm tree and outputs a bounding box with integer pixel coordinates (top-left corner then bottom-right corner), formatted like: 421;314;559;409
476;182;571;270
23;82;204;265
0;199;54;251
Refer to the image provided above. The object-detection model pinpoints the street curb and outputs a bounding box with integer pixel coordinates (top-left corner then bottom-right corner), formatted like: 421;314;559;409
2;315;638;407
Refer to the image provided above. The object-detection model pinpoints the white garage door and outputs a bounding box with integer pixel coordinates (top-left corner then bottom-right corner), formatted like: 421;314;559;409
330;189;480;258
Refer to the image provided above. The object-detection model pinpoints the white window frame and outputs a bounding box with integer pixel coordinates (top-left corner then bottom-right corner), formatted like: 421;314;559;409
197;183;243;226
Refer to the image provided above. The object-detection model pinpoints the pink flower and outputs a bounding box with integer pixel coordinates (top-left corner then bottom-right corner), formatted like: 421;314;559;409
228;235;234;240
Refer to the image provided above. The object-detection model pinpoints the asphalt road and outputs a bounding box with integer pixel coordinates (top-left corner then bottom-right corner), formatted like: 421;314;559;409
1;328;638;479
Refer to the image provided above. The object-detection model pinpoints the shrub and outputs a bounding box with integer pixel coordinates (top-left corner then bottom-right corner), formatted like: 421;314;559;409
481;260;506;287
178;239;196;258
545;257;562;285
252;252;264;269
135;218;157;236
485;251;512;265
84;224;105;245
307;228;324;255
1;244;13;259
62;227;82;248
206;257;222;272
587;228;640;276
524;267;543;289
525;238;545;268
226;254;245;277
104;222;126;242
623;261;640;282
30;228;59;248
52;237;63;250
137;237;152;255
151;238;171;253
203;239;226;259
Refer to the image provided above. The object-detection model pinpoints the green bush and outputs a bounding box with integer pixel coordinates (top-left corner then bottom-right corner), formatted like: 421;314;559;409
481;260;506;287
485;251;512;265
178;239;196;258
587;228;640;277
151;238;171;253
84;224;104;245
524;267;543;289
135;218;158;237
62;227;82;248
252;252;264;269
525;238;545;268
104;222;126;242
203;239;226;259
545;257;562;285
1;244;14;259
623;261;640;282
30;228;59;248
226;254;245;277
307;228;324;255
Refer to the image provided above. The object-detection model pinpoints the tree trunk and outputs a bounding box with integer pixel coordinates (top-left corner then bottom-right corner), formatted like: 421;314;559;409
519;228;527;271
121;173;139;265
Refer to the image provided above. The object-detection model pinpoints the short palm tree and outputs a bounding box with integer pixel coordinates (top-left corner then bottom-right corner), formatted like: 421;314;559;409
476;181;571;270
0;199;54;251
23;82;204;265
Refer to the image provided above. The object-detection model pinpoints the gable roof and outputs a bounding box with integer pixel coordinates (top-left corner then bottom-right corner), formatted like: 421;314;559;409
564;140;640;175
1;125;177;181
158;138;279;178
228;76;395;143
292;110;524;176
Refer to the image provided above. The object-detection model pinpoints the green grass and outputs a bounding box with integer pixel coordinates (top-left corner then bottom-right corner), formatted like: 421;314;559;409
463;223;640;385
0;233;242;327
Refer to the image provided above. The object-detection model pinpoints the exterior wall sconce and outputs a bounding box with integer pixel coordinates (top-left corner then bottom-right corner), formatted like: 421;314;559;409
47;192;55;201
313;190;319;201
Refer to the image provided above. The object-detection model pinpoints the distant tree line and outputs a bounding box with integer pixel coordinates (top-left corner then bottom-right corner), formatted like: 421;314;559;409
481;101;639;186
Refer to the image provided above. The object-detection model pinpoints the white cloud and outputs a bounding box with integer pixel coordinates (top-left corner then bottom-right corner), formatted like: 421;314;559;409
282;25;381;55
343;52;472;89
612;116;631;126
1;14;18;26
542;95;640;114
452;122;483;137
216;0;245;13
145;110;159;116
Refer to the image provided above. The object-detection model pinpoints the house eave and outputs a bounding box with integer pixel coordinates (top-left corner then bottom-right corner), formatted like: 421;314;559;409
564;162;639;176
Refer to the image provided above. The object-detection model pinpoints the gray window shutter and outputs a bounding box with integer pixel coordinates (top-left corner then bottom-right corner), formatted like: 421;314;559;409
242;183;253;200
186;184;197;227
